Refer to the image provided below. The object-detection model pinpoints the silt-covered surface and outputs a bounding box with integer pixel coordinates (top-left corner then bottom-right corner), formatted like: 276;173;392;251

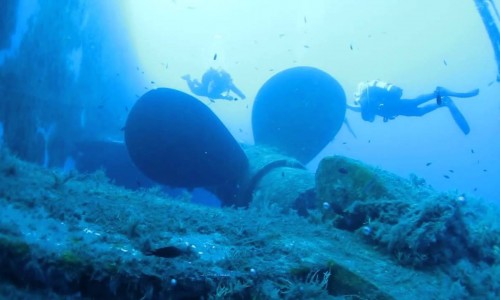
0;149;498;299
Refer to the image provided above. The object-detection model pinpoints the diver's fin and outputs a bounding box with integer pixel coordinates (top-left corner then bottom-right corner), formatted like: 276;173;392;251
443;96;470;135
343;118;357;139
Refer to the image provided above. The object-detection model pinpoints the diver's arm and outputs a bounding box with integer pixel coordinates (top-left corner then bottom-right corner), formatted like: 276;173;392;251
229;83;246;100
182;76;206;96
346;103;362;112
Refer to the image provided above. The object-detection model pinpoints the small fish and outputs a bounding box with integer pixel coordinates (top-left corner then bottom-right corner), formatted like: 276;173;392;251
425;162;432;166
304;45;309;48
436;93;442;105
350;44;353;50
279;33;285;38
338;167;348;174
443;175;450;179
213;53;217;60
145;246;185;258
471;149;475;154
483;169;488;172
443;59;447;66
304;16;307;23
281;172;285;177
151;80;155;84
448;169;454;173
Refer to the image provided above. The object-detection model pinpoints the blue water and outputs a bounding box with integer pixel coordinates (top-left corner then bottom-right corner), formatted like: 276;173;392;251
1;1;500;298
1;0;498;204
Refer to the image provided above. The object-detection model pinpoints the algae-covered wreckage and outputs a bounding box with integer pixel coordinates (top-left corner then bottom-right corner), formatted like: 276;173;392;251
1;147;499;299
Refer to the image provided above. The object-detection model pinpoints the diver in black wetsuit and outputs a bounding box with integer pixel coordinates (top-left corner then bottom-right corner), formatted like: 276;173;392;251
346;80;480;134
181;68;246;102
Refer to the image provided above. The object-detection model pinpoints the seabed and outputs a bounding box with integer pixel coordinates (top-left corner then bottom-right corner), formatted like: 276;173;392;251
0;148;499;299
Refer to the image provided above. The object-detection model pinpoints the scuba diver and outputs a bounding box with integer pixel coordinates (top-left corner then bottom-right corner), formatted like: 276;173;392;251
181;68;246;102
347;80;480;134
